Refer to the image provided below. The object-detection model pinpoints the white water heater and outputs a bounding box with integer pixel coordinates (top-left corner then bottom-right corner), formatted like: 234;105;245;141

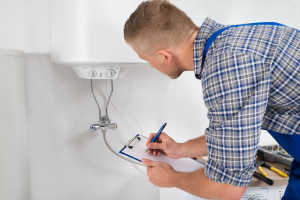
50;0;147;79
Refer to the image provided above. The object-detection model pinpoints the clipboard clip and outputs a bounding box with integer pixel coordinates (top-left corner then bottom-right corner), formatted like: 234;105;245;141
125;135;141;149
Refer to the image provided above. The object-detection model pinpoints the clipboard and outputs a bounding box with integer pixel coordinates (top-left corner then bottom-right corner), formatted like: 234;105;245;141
119;134;205;172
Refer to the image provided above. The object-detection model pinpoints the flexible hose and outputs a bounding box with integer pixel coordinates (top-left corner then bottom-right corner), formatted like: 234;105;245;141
102;129;145;167
91;79;101;122
105;79;113;118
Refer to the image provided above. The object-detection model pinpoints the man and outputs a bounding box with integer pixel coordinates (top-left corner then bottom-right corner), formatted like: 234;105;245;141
124;0;300;199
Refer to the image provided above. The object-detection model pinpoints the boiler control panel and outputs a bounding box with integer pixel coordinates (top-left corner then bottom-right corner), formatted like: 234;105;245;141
72;65;120;79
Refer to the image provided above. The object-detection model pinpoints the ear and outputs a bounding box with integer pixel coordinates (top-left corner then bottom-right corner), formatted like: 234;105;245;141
157;49;172;64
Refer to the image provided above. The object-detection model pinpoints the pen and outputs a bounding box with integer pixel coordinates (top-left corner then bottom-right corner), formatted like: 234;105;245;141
145;122;167;153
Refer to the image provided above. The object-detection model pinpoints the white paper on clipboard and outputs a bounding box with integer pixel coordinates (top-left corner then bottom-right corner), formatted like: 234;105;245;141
119;134;205;172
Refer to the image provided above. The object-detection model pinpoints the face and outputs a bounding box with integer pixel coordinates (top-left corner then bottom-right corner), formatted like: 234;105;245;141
135;48;185;79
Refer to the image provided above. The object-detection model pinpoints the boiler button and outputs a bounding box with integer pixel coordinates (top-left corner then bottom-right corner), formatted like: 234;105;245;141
87;69;97;78
105;69;116;78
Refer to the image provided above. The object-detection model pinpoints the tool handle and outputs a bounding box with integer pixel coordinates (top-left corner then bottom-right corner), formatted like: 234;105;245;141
270;167;288;178
253;171;274;186
258;166;267;177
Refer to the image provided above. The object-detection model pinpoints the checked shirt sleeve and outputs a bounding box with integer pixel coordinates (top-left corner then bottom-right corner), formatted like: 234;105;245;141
202;52;271;187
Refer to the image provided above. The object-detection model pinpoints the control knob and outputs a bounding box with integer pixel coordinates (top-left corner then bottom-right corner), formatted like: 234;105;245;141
87;68;97;78
105;69;116;78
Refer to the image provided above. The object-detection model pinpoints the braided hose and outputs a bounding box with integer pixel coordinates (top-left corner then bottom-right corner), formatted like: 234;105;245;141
102;129;145;167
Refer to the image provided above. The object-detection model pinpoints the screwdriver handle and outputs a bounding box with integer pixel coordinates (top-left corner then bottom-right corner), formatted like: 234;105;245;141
253;171;274;186
258;166;267;177
270;167;288;178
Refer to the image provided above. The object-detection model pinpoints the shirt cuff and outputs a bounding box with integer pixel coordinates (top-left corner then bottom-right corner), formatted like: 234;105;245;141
204;159;255;187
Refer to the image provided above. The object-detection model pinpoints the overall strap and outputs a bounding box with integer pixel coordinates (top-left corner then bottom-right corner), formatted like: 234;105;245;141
204;22;285;56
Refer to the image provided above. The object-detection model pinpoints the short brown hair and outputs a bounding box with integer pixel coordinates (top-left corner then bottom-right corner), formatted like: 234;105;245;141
124;0;198;54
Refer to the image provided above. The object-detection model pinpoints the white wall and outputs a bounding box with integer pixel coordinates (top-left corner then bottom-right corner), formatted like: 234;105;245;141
1;0;300;200
0;0;30;51
0;0;50;53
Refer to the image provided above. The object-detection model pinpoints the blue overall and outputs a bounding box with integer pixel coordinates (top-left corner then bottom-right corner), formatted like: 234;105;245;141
205;22;300;200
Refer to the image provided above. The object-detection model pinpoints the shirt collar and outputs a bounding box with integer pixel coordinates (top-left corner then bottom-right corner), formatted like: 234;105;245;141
193;17;217;79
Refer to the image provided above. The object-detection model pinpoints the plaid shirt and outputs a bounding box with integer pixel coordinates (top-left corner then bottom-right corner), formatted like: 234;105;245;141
194;17;300;187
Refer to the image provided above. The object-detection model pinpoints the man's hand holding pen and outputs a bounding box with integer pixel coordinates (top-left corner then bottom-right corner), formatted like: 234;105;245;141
146;132;181;159
143;123;184;187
